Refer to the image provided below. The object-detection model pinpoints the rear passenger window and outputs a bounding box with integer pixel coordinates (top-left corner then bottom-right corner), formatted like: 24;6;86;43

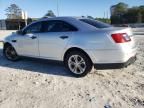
42;20;78;32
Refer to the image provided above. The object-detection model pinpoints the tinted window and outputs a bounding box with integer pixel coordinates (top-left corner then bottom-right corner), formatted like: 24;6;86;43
24;22;42;34
42;20;78;32
80;19;112;28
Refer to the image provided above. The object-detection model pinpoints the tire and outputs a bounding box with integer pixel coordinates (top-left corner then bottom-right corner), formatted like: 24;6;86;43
3;45;19;61
64;51;93;77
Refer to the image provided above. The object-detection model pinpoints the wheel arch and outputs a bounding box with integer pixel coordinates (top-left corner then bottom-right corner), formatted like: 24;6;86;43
63;47;93;64
3;42;12;50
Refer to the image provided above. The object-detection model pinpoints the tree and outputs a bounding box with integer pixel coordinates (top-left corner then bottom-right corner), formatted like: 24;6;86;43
95;18;110;23
113;2;128;15
5;4;22;19
111;3;144;24
139;6;144;22
44;10;56;17
111;2;128;24
137;12;142;23
87;16;94;19
123;7;139;23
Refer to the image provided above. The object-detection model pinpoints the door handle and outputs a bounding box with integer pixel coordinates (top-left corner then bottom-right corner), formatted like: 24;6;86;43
30;36;37;39
12;40;17;43
60;36;69;39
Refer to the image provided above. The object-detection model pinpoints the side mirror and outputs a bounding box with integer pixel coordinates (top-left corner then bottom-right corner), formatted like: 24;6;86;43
16;30;24;35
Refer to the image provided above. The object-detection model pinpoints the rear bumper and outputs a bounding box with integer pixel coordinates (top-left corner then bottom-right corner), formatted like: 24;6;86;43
94;56;136;69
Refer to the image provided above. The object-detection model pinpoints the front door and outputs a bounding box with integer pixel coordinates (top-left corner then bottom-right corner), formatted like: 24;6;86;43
16;22;42;57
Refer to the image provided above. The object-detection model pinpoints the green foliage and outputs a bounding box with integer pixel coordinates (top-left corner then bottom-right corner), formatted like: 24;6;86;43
123;7;139;23
44;10;56;17
84;15;111;24
139;6;144;22
111;3;144;24
95;18;111;24
5;4;22;19
87;16;94;19
113;2;128;15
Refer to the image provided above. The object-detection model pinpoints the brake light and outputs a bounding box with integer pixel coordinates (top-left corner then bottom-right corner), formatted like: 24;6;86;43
111;33;131;43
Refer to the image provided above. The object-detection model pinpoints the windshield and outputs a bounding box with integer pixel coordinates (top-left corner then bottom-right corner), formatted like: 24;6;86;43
80;19;112;28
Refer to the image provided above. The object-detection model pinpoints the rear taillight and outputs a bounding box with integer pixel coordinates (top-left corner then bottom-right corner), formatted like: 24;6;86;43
111;33;131;43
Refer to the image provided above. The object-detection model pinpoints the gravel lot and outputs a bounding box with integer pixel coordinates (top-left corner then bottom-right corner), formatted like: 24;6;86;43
0;36;144;108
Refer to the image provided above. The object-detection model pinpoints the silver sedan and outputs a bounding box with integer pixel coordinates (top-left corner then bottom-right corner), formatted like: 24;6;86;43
3;17;136;77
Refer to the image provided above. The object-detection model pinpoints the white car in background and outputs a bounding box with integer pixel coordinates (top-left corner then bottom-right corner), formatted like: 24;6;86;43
3;17;137;77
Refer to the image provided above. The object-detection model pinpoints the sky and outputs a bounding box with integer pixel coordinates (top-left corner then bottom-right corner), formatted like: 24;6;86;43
0;0;144;19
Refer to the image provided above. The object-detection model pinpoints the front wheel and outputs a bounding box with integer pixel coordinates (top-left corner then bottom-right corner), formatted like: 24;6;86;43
65;51;93;77
3;45;19;61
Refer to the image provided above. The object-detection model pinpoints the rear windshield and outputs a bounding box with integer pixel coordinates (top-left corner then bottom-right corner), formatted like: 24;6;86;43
80;19;112;28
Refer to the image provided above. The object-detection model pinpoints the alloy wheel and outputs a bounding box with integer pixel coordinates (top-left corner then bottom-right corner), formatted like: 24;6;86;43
68;55;86;74
5;46;18;61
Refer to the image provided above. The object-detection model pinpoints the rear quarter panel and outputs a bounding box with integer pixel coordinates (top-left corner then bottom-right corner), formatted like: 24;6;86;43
62;30;115;63
66;31;114;50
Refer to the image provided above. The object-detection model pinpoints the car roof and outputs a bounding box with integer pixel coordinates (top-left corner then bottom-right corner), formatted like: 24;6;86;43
25;16;97;31
39;16;85;21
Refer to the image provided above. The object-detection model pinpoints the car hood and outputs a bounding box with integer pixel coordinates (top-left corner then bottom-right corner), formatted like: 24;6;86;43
4;32;17;42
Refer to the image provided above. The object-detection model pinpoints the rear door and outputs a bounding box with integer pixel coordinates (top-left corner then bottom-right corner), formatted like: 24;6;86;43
38;20;78;60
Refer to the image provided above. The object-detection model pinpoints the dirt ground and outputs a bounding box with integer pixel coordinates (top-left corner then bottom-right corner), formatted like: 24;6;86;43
0;36;144;108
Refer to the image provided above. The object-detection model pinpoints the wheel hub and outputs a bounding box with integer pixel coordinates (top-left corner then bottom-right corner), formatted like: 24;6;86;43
5;46;18;60
68;55;86;74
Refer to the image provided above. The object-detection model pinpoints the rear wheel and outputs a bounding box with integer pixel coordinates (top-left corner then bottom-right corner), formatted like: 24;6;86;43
4;45;19;61
65;51;93;77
